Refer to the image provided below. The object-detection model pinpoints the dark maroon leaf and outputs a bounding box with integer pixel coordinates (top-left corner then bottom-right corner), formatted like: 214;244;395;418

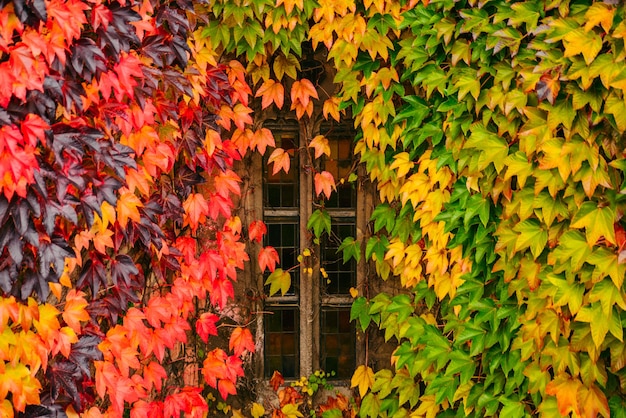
38;236;74;282
157;8;189;37
76;258;107;296
110;254;138;286
142;35;174;67
46;361;81;410
70;38;108;80
69;335;103;376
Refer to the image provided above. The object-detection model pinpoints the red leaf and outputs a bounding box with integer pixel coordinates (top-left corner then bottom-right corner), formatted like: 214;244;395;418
258;246;280;273
248;220;267;243
196;312;219;343
229;327;255;357
20;114;48;147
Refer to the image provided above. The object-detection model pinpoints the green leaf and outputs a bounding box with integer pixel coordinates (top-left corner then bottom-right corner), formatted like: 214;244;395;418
350;297;371;332
464;123;509;173
338;236;361;263
359;393;381;418
571;202;616;246
387;294;414;323
307;209;331;239
366;235;389;262
445;350;476;385
370;203;396;233
513;219;548;259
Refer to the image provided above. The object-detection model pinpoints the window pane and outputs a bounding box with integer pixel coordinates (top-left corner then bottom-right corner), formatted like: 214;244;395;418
264;133;299;208
321;223;356;295
324;137;355;209
265;308;299;378
321;308;355;380
265;222;298;296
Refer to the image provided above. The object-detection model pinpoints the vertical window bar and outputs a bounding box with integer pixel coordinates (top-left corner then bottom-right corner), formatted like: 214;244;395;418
321;223;356;295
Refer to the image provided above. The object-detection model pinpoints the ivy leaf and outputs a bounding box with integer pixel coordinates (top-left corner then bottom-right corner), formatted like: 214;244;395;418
337;236;361;263
351;365;375;398
309;135;330;159
268;147;291;175
265;268;291;296
196;312;219;343
307;209;331;238
182;193;209;233
258;246;280;273
314;171;335;199
571;202;616;246
545;375;582;416
248;220;267;243
255;79;284;109
229;327;255;357
513;219;548;259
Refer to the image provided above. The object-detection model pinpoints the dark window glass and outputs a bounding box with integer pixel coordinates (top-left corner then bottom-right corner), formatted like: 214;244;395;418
265;308;299;378
264;134;299;208
265;222;298;295
322;223;356;295
324;137;355;209
321;308;355;379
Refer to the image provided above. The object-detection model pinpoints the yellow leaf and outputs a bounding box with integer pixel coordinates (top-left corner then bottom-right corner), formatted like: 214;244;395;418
350;365;374;397
231;409;245;418
323;97;341;121
273;53;300;80
563;29;603;65
251;403;265;418
281;403;304;418
389;152;414;178
309;135;331;159
349;287;358;298
584;3;615;33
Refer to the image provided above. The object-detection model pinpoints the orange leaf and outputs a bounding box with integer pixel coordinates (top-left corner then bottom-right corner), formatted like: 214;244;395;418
546;375;582;416
269;370;284;391
323;97;341;121
204;128;222;156
116;189;143;229
214;169;241;198
258;246;280;273
255;79;284;109
62;289;89;334
202;348;228;387
125;167;152;197
218;379;236;399
580;384;610;418
309;135;331;159
183;193;209;233
314;171;336;199
248;220;267;243
290;78;318;109
268;147;291;175
232;103;253;131
229;327;255;357
251;128;275;155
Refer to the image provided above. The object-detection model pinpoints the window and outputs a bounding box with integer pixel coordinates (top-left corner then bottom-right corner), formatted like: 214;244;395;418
260;119;361;381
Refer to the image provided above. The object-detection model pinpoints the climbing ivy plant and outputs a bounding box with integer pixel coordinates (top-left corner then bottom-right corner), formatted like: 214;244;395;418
204;0;626;416
323;0;626;416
